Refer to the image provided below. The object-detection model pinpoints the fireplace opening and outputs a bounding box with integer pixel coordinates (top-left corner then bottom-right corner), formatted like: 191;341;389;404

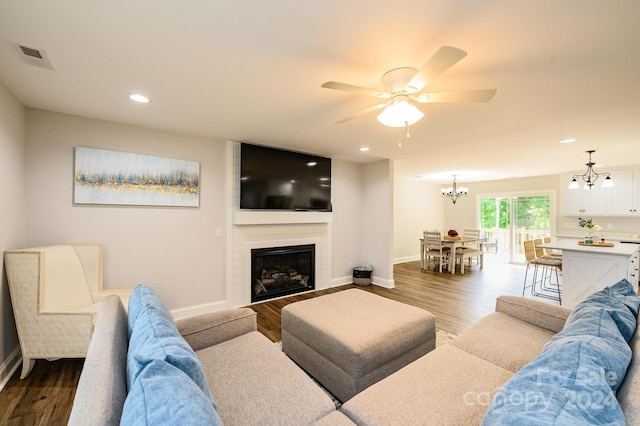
251;244;315;303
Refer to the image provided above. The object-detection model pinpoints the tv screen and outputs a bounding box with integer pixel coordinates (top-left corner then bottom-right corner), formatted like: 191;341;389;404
240;143;332;211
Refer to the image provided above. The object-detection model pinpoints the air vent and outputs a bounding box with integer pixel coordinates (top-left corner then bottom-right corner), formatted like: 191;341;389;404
13;42;54;70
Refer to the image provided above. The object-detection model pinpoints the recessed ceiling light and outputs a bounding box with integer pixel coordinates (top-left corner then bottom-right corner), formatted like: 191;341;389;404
129;93;150;103
360;147;370;152
560;138;576;144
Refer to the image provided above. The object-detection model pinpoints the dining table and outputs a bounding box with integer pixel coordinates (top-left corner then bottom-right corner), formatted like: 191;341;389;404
419;236;484;274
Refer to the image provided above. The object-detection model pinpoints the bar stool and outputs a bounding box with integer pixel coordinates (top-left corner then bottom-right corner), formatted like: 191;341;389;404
522;240;561;304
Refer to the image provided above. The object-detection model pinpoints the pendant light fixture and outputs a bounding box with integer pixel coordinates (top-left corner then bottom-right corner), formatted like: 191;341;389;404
441;175;469;204
568;150;614;189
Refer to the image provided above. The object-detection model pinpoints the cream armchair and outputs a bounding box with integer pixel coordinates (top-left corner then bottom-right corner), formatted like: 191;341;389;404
4;243;132;379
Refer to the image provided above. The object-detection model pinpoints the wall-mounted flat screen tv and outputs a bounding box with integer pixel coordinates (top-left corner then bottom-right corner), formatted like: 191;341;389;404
240;143;332;211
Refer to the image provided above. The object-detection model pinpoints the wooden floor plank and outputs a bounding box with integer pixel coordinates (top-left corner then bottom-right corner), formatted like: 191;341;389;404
0;256;535;424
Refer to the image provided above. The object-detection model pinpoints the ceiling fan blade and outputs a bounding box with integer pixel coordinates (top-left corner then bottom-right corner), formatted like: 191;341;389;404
334;102;388;123
321;81;389;98
406;46;468;93
414;89;497;103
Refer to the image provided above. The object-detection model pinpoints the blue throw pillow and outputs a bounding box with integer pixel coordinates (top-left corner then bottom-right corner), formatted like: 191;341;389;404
482;280;639;425
543;308;631;391
608;278;640;316
126;285;216;408
121;359;223;426
481;340;625;426
564;279;640;342
128;285;172;338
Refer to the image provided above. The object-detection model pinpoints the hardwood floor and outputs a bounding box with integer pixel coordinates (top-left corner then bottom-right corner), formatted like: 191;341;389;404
0;358;83;426
0;257;533;424
253;257;531;340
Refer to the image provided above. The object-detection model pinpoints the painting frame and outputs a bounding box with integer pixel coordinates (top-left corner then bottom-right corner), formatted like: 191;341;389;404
73;147;200;207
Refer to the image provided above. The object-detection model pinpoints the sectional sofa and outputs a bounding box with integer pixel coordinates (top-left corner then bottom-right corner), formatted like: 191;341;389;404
69;280;640;425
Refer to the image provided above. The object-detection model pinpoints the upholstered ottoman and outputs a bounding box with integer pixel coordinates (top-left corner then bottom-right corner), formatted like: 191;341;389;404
281;289;436;402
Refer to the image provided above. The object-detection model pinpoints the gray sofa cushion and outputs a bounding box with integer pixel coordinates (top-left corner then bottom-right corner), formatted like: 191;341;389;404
341;344;513;425
618;321;640;424
452;311;556;373
68;295;127;426
177;307;257;351
197;331;337;425
495;295;570;333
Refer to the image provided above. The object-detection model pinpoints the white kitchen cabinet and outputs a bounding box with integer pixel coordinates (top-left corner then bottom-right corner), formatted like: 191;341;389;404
606;169;637;215
560;174;607;215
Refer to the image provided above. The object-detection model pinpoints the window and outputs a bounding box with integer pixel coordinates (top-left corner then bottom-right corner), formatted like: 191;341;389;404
480;194;552;263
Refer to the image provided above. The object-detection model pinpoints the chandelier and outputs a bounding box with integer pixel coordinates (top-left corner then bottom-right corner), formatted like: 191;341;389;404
441;175;469;205
568;150;614;189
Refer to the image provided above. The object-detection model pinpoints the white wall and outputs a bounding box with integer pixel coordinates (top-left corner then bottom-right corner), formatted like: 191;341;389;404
330;160;365;283
23;109;379;311
25;109;227;309
393;175;444;263
0;82;25;384
361;160;394;287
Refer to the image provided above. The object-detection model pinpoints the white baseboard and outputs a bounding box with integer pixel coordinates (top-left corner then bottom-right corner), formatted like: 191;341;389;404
171;274;396;320
170;299;229;321
394;255;420;264
330;276;353;287
332;275;395;289
0;346;21;393
371;277;395;289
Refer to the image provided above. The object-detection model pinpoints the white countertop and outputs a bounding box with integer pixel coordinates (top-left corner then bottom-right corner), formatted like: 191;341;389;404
539;240;639;256
555;234;640;244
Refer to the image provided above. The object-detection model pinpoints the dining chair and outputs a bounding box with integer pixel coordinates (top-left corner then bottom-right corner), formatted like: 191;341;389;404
423;231;450;273
419;229;439;270
522;240;561;304
454;229;482;273
462;229;481;240
482;232;498;253
454;243;483;274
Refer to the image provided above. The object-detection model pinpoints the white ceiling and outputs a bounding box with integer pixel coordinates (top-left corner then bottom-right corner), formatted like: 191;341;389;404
1;1;639;184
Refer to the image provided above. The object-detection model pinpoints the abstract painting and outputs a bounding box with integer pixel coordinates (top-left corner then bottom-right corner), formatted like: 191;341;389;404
74;147;200;207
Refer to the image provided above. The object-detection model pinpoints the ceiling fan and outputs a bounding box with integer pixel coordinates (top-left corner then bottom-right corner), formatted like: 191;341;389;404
321;46;497;128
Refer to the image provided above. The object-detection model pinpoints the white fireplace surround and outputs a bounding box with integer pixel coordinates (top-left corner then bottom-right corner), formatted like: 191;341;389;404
232;232;330;307
227;142;332;307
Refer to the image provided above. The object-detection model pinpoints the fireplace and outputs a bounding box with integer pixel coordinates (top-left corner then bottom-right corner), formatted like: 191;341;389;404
251;244;315;303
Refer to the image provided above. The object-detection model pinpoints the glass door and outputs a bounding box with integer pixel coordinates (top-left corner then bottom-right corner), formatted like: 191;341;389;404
480;194;552;263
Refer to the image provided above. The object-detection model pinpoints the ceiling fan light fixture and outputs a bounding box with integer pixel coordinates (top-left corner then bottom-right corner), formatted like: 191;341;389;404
376;98;424;127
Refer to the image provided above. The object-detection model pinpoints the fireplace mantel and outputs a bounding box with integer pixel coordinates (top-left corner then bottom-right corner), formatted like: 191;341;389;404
234;210;333;225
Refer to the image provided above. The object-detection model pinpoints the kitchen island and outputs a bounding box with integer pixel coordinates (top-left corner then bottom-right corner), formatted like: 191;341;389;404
537;240;639;308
